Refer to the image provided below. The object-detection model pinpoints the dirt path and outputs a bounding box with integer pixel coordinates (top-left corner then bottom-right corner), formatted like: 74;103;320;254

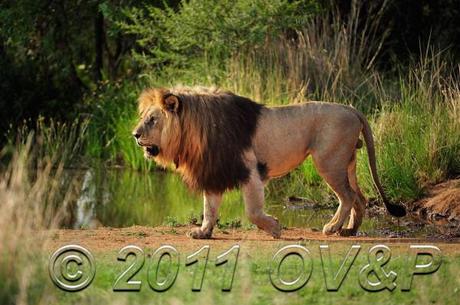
46;225;460;254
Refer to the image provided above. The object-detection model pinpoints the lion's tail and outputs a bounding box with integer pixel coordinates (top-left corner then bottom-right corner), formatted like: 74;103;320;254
353;109;406;217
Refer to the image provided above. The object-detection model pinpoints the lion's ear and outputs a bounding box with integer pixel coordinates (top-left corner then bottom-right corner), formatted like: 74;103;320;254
162;93;180;113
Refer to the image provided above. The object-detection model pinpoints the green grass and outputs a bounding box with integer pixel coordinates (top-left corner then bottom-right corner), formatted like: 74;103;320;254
23;243;460;305
84;81;154;171
4;116;90;168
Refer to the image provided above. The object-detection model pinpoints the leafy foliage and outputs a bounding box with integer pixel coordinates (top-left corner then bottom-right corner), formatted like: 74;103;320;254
0;0;141;133
121;0;319;70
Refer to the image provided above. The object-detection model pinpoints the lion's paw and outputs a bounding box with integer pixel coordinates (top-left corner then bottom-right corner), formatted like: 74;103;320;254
187;227;212;239
322;223;337;235
270;219;282;239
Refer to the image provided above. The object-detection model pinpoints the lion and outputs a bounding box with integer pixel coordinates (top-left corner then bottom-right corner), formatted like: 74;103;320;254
133;86;406;239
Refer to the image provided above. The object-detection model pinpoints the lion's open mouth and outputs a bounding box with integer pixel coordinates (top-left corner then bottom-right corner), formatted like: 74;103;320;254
145;145;160;157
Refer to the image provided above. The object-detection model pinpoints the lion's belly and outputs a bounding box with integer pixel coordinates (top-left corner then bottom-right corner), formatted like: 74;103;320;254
265;151;309;178
256;135;310;178
252;107;312;178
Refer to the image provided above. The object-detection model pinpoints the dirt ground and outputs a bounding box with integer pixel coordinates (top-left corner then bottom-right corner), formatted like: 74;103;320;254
46;225;460;255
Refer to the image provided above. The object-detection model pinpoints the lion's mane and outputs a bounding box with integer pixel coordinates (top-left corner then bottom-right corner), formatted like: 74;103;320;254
139;86;264;193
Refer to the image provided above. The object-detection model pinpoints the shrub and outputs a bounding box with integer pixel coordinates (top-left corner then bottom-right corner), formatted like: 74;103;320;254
121;0;319;73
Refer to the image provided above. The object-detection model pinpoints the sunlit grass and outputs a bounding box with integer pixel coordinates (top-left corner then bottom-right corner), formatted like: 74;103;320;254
46;243;460;305
0;138;73;304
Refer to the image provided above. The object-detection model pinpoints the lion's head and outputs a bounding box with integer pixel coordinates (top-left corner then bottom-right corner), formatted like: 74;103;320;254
133;86;264;193
132;88;182;166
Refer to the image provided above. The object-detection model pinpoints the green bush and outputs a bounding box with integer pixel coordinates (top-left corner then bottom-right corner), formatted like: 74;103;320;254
121;0;319;72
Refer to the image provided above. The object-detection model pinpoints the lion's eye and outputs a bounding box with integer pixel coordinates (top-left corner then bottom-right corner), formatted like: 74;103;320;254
147;116;156;125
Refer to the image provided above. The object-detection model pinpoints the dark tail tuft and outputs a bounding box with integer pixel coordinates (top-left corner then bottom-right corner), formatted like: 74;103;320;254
385;202;406;217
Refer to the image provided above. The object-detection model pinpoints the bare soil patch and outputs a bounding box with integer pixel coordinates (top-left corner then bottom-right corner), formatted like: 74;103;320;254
46;225;460;255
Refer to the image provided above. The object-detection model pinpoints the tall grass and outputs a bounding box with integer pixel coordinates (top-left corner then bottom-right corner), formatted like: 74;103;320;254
0;138;73;305
84;82;154;171
5;116;90;168
361;51;460;202
221;0;390;108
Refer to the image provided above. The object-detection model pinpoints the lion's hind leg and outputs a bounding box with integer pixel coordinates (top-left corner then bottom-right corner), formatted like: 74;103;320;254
312;155;358;236
342;150;367;236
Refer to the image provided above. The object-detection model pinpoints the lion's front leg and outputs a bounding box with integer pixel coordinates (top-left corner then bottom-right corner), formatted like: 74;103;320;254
242;170;281;239
188;192;222;239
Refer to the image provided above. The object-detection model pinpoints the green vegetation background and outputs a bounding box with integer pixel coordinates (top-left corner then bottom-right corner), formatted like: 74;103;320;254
2;0;459;203
1;1;460;304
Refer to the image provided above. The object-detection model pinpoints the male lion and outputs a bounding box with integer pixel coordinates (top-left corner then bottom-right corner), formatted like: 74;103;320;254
133;86;406;238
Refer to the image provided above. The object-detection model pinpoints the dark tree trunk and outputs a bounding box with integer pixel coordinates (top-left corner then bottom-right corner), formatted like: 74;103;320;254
94;10;104;82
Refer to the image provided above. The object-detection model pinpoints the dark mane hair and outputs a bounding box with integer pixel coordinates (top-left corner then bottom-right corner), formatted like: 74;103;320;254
173;87;264;193
139;86;264;193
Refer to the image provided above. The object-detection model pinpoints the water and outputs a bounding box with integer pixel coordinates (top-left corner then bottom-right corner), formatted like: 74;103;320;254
65;168;446;238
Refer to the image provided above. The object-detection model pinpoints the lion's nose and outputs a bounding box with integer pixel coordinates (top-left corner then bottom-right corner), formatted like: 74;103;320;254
133;132;141;139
